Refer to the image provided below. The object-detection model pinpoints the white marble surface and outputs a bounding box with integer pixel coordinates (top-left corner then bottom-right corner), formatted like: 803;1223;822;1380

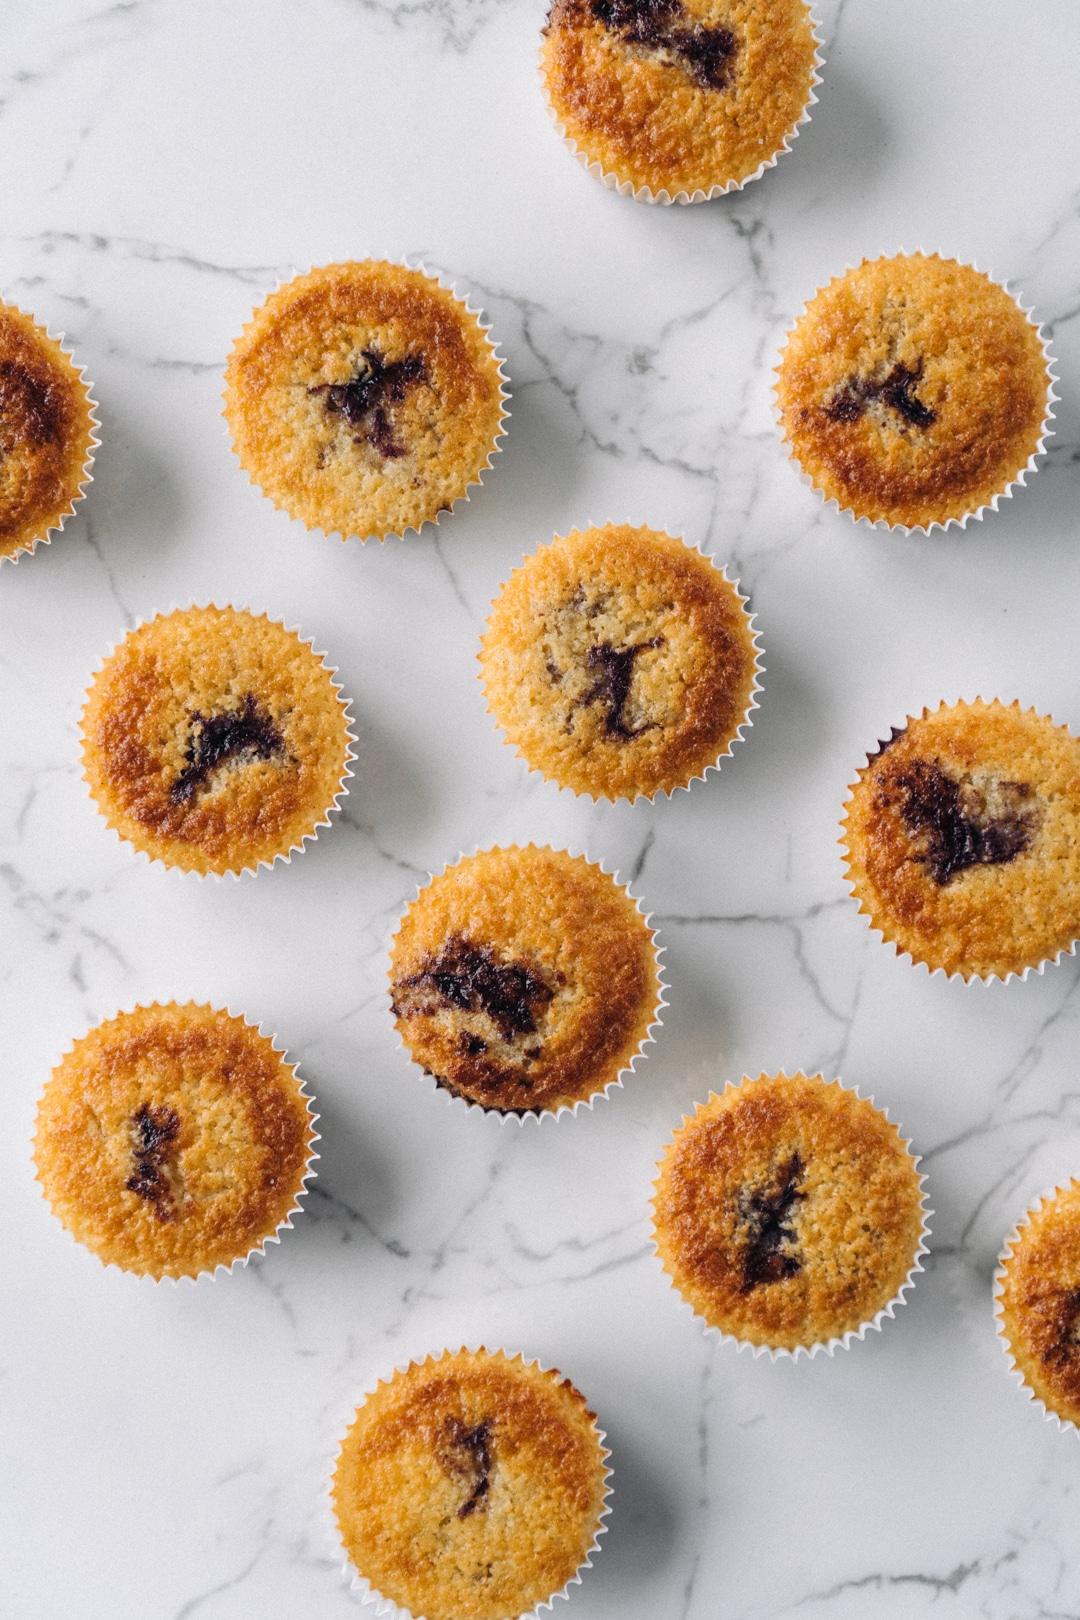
4;1;1080;1615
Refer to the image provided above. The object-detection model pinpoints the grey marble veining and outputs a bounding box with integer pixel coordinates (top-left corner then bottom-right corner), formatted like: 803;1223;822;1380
3;0;1080;1615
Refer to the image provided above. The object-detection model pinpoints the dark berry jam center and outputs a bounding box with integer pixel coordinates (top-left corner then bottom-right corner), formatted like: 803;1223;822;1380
309;347;427;459
126;1102;181;1221
170;693;285;805
825;361;937;429
739;1153;805;1292
437;1417;494;1520
891;759;1037;886
583;638;662;738
591;0;737;90
393;935;554;1041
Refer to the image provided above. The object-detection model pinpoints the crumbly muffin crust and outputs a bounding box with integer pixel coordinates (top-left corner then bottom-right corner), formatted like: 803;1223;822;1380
842;700;1080;980
223;262;507;540
0;301;97;561
776;254;1051;529
34;1003;316;1279
390;846;661;1115
332;1349;609;1620
541;0;819;199
998;1183;1080;1429
653;1073;926;1352
81;606;352;876
480;525;759;801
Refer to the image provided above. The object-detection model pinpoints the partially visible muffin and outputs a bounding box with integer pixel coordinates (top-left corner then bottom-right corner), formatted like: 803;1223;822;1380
480;524;760;801
81;606;353;876
540;0;820;201
34;1003;317;1279
224;262;508;540
842;699;1080;980
332;1349;610;1620
997;1182;1080;1431
0;301;97;562
653;1072;927;1353
776;254;1052;530
390;846;662;1115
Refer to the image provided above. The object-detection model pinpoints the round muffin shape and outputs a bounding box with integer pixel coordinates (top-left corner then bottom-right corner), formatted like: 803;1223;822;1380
842;699;1080;981
480;525;760;802
0;301;98;563
775;254;1053;531
540;0;820;202
996;1182;1080;1433
332;1349;611;1620
33;1003;317;1280
81;605;354;876
223;261;508;541
389;846;663;1117
652;1072;928;1355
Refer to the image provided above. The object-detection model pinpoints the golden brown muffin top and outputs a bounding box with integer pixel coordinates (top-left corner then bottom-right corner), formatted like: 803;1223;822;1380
541;0;819;199
332;1349;609;1620
480;525;760;802
81;606;352;876
34;1003;316;1280
776;254;1051;529
842;700;1080;981
998;1182;1080;1429
223;261;507;541
653;1072;926;1352
0;301;97;562
390;845;661;1115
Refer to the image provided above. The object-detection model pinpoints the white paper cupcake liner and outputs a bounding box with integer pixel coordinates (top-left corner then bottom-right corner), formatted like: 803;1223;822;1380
993;1181;1080;1438
651;1072;932;1361
839;698;1079;984
222;259;510;544
33;999;320;1284
0;305;100;567
327;1346;613;1619
538;7;823;204
80;603;357;880
387;843;667;1125
773;251;1059;535
480;522;763;805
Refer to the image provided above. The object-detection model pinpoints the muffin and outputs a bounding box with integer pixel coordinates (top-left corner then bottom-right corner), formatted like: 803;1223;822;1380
34;1003;317;1280
81;605;353;876
480;524;760;801
841;699;1080;981
389;845;663;1116
775;254;1053;530
652;1072;928;1354
540;0;821;202
0;301;98;563
332;1348;611;1620
997;1182;1080;1431
223;261;508;540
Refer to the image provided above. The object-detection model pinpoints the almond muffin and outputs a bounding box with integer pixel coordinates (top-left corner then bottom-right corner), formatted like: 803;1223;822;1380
997;1182;1080;1431
81;606;353;876
332;1349;610;1620
653;1072;927;1353
480;525;760;801
0;300;97;562
390;846;662;1116
776;254;1053;530
34;1003;317;1280
223;261;508;540
540;0;820;201
842;699;1080;980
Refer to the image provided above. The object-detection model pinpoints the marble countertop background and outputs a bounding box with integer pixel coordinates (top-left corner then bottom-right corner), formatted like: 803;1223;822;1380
3;2;1080;1616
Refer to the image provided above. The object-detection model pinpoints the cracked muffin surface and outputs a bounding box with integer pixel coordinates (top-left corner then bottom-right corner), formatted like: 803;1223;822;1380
842;700;1080;980
776;254;1051;528
0;300;96;561
81;606;351;875
332;1349;609;1620
541;0;818;198
390;846;661;1115
999;1182;1080;1430
33;1003;315;1279
653;1073;925;1351
223;261;507;540
480;524;759;801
